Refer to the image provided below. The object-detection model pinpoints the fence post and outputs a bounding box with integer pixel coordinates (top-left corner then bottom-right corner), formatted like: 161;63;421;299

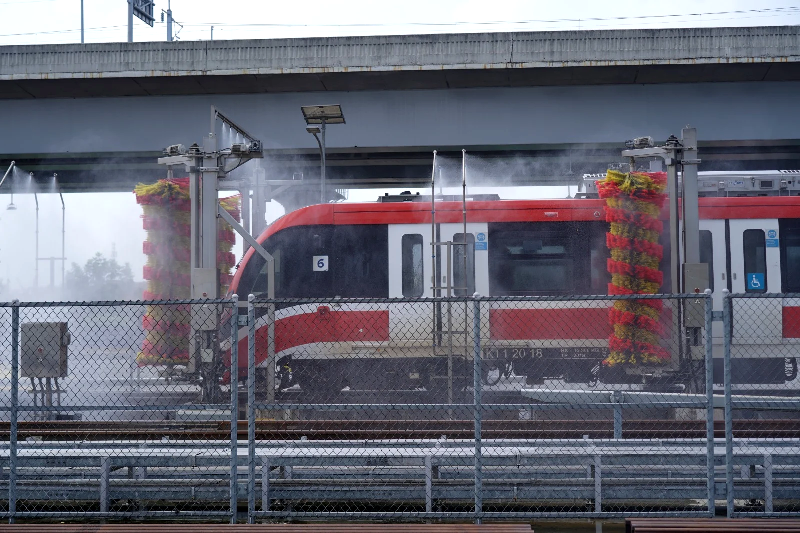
230;295;239;524
472;295;482;524
100;456;110;514
247;294;256;523
704;289;714;516
9;300;19;524
723;290;733;518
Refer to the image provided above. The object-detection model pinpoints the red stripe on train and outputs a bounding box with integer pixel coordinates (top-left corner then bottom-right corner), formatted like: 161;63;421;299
784;307;800;338
232;309;390;373
489;308;612;340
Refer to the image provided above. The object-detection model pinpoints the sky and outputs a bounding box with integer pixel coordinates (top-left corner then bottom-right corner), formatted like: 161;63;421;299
0;0;798;297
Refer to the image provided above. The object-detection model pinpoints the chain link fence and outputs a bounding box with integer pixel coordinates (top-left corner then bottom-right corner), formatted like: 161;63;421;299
1;298;239;522
245;294;716;522
725;293;800;518
0;293;798;523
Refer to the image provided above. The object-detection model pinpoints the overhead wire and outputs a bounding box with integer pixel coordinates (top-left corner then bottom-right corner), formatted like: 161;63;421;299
184;6;800;29
0;5;798;40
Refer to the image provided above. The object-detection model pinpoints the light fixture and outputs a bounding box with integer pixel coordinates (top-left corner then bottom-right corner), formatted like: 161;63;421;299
300;105;345;204
300;104;345;125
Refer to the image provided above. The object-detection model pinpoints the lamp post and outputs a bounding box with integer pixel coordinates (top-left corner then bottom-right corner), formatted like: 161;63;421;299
300;105;345;204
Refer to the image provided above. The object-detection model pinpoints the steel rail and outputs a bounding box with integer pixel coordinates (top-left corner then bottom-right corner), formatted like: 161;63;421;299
0;419;797;441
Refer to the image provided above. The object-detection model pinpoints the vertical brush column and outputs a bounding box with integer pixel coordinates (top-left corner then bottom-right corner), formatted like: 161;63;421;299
598;170;669;367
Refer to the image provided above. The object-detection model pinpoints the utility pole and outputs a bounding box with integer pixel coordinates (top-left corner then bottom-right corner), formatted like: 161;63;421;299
80;0;84;43
166;0;173;41
127;0;154;43
127;0;133;42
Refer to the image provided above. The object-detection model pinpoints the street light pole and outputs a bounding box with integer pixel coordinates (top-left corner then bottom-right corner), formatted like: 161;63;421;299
300;105;344;205
309;119;327;204
127;0;133;42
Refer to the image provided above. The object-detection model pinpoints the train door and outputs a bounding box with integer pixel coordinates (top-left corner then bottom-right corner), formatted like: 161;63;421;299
437;222;489;350
438;223;489;297
728;219;783;345
388;224;435;342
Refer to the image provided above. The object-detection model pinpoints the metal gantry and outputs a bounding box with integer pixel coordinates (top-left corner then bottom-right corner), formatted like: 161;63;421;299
158;106;275;401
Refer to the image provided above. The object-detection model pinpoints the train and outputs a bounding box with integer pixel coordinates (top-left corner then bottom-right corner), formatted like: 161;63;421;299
225;170;800;395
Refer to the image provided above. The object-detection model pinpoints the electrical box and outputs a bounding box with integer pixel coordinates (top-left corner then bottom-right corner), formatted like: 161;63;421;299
191;267;218;299
191;268;220;365
683;263;709;328
21;322;70;378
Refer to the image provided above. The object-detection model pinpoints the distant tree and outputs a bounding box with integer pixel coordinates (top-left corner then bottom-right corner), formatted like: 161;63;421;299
65;252;138;301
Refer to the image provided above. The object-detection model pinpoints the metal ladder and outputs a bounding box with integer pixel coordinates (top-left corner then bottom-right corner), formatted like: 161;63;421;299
430;150;471;407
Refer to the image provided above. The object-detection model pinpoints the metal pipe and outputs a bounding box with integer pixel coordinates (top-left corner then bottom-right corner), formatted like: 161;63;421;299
166;0;173;41
247;294;256;523
0;160;14;189
704;289;715;517
472;297;482;524
667;161;680;293
723;290;733;517
447;243;452;412
59;192;65;286
34;192;39;288
462;148;468;274
9;300;19;523
462;149;469;392
321;120;327;204
229;295;239;524
240;184;250;256
312;120;327;204
431;151;437;353
127;0;133;42
682;126;700;266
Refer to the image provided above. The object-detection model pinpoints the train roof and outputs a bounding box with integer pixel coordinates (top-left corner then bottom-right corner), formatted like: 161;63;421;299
228;195;800;291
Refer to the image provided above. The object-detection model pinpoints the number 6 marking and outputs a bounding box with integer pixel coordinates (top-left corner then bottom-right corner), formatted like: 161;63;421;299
313;255;329;271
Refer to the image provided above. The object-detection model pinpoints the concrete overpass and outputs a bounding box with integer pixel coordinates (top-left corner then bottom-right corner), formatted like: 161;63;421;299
1;26;799;197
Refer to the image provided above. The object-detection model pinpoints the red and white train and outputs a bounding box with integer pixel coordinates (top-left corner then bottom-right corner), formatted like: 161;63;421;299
227;171;800;393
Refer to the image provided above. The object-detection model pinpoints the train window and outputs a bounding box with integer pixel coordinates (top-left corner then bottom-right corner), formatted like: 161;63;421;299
237;246;281;299
401;234;424;297
780;220;800;293
743;229;767;293
453;233;475;296
699;230;714;292
333;225;389;298
489;224;578;295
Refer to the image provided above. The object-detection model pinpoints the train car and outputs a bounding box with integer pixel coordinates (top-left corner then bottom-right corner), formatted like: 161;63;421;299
227;171;800;393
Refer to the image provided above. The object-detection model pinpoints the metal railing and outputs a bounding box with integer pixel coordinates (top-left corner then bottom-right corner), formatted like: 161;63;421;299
0;293;798;523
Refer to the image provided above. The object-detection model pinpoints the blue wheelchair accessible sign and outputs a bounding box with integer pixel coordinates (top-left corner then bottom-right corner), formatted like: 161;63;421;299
766;229;779;247
747;273;765;291
475;232;488;250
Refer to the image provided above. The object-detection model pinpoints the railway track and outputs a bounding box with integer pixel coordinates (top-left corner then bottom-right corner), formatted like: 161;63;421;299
0;419;798;441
